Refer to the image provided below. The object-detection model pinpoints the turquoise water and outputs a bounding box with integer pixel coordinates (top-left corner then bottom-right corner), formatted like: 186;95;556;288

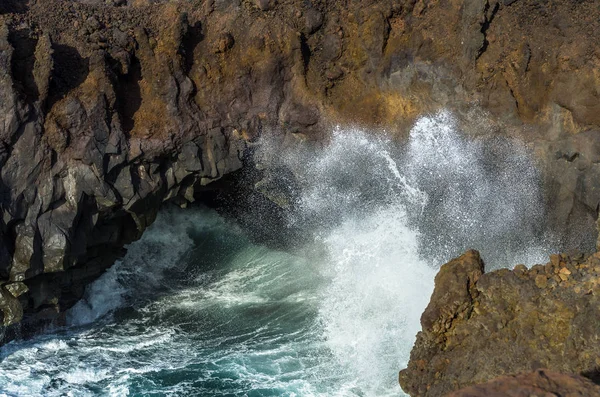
0;207;433;396
0;112;553;396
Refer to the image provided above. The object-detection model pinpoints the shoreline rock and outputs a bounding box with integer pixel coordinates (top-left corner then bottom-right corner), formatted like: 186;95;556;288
448;369;600;397
399;247;600;396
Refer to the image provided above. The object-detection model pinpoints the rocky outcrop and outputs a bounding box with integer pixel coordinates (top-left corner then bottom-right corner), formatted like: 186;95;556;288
399;249;600;396
448;369;600;397
0;1;253;333
1;0;600;338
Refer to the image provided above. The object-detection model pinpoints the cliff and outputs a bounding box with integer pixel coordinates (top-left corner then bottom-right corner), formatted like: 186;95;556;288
0;0;600;338
399;247;600;396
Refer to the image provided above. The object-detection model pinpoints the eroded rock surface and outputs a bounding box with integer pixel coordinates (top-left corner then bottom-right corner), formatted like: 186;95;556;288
448;369;600;397
399;249;600;396
0;0;600;338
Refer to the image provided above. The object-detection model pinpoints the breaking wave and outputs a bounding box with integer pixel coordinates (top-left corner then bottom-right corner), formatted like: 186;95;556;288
0;111;551;396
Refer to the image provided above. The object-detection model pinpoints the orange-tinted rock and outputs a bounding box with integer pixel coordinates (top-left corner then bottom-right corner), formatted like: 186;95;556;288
399;251;600;396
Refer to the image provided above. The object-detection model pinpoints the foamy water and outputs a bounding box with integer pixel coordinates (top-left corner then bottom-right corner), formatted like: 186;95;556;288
0;111;552;396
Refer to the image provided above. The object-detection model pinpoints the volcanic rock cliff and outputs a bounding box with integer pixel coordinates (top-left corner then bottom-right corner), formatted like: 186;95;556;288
0;0;600;340
399;246;600;396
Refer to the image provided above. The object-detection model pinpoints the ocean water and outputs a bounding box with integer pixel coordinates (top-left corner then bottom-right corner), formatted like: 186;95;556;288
0;111;553;396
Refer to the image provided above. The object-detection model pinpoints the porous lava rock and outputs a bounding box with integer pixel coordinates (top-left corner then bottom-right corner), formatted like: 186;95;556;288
448;369;600;397
399;249;600;396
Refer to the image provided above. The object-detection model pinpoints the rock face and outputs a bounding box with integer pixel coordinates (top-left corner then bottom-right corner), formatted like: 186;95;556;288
0;0;600;338
0;1;254;333
448;369;600;397
399;249;600;396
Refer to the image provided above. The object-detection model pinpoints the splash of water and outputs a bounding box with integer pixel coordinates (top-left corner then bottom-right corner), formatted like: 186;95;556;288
67;209;226;325
403;111;551;266
263;110;551;394
318;206;435;395
0;110;552;396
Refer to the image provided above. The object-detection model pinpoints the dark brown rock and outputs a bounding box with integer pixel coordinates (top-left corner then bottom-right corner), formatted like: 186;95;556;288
214;32;234;53
420;250;483;336
254;0;273;11
304;8;323;34
448;369;600;397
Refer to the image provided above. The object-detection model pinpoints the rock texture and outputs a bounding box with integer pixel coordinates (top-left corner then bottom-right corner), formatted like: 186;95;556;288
399;249;600;396
0;1;253;334
0;0;600;337
448;369;600;397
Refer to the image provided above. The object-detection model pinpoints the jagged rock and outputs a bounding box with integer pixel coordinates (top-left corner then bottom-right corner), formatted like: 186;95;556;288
0;21;26;144
254;0;273;11
420;250;483;336
0;286;22;326
4;282;28;298
0;0;599;343
10;223;38;282
399;250;600;396
33;33;53;105
448;369;600;397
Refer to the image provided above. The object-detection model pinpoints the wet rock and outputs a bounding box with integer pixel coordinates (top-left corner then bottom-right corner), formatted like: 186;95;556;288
0;2;253;338
0;287;22;326
10;223;39;282
4;282;28;298
178;142;203;173
420;250;483;335
37;211;70;273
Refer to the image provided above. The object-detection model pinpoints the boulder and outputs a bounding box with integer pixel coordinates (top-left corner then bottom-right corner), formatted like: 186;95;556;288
400;250;600;396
